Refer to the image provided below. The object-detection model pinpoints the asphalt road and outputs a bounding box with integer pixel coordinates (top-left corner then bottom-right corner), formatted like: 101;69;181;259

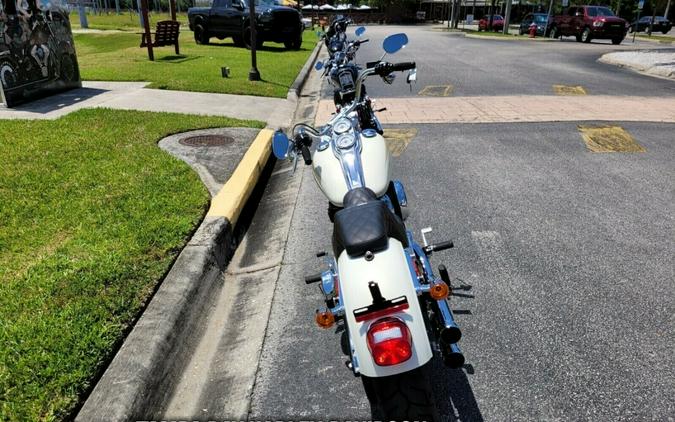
246;25;674;421
320;25;675;99
249;121;674;420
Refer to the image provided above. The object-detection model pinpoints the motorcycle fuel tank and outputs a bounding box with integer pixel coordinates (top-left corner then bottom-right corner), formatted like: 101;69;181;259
312;129;391;207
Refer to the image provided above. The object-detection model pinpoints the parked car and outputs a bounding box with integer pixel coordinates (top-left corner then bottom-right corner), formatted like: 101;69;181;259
187;0;304;49
629;16;672;34
549;5;628;44
518;13;553;36
478;14;504;31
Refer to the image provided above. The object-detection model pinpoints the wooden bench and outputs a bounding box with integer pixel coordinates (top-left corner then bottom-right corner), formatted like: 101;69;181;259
140;20;180;55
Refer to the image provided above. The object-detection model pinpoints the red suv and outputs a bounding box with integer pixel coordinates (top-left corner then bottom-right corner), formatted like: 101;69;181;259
550;5;628;44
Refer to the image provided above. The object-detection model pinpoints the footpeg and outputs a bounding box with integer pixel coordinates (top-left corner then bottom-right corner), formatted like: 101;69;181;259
423;240;454;255
420;227;454;255
305;272;322;284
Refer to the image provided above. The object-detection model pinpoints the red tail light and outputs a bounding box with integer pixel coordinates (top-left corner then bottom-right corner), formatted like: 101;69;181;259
366;317;413;366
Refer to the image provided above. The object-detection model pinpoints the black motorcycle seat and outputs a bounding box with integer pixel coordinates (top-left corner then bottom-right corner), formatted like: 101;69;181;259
333;188;408;258
343;186;378;208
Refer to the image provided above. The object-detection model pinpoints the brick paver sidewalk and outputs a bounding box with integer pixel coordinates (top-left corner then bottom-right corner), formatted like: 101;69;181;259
316;95;675;125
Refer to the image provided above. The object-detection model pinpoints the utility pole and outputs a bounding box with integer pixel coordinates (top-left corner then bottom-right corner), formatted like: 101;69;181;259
503;0;512;34
77;0;88;28
648;0;657;35
543;0;554;37
249;0;261;81
665;0;671;19
115;0;120;14
448;0;453;27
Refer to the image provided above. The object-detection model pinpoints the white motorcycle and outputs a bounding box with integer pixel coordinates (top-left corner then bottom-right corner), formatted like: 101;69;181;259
273;34;466;419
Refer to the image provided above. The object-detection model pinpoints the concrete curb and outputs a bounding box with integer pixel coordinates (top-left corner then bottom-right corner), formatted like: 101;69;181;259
599;51;675;80
76;129;275;422
287;40;323;103
77;38;321;420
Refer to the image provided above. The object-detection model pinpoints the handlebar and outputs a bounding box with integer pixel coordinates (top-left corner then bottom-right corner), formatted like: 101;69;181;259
374;61;417;76
292;61;417;145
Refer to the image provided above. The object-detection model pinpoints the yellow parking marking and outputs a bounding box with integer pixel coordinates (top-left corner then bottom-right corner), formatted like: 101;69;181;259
384;128;418;157
418;85;454;97
578;125;645;153
553;85;587;95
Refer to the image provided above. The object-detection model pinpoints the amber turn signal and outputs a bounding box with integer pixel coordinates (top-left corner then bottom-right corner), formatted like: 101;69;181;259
315;309;335;329
430;281;450;300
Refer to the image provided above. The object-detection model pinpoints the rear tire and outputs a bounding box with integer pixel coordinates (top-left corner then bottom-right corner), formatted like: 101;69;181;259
243;26;263;50
284;34;302;50
549;26;558;39
361;364;438;421
194;24;210;44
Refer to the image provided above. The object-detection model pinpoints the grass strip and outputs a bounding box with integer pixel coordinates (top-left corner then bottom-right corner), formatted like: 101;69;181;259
0;108;263;421
70;12;189;31
74;30;316;97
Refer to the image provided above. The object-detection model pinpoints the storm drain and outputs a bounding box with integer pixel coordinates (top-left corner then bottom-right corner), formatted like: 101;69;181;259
179;134;234;147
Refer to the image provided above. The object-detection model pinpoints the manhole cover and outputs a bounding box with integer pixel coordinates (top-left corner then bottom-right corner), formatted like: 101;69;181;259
179;134;234;147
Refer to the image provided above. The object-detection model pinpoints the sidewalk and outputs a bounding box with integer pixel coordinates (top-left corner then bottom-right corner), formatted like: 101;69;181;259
0;81;294;127
316;95;675;125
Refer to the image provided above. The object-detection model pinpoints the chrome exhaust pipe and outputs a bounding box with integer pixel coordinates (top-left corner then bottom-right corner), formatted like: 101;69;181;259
436;297;462;344
441;342;465;369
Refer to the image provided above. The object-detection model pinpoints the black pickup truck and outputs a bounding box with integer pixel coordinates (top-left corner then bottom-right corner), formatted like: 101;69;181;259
187;0;303;49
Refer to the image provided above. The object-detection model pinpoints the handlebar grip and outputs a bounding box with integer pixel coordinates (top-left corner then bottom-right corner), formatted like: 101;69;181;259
301;145;312;165
391;61;416;72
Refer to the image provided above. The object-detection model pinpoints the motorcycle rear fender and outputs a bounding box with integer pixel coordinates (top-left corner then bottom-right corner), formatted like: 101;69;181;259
337;238;432;377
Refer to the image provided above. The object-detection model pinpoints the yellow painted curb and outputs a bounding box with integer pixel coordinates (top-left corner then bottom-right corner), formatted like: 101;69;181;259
207;128;274;224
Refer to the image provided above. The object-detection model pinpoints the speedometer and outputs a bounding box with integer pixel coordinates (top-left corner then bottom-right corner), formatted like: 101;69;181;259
333;118;352;135
336;133;356;149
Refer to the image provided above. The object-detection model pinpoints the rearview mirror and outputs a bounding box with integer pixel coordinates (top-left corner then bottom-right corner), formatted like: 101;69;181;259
272;131;291;160
355;26;366;37
315;61;324;71
383;33;409;54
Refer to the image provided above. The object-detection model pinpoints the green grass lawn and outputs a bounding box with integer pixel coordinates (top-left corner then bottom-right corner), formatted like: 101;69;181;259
70;11;189;31
636;33;675;43
0;109;263;421
73;30;316;97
